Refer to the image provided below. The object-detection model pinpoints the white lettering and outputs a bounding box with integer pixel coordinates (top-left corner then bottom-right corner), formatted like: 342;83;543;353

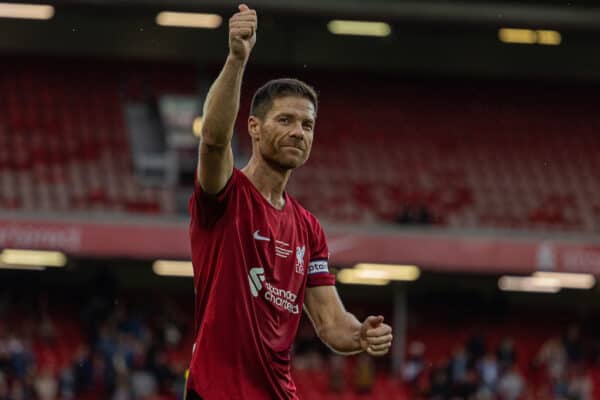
264;282;297;303
264;290;299;314
250;269;300;314
308;260;329;275
0;225;81;251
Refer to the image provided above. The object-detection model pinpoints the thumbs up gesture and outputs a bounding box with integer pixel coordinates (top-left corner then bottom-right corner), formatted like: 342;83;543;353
229;4;257;61
359;315;393;356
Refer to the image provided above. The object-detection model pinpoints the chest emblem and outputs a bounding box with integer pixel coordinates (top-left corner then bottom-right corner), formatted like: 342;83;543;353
295;246;306;275
275;240;292;259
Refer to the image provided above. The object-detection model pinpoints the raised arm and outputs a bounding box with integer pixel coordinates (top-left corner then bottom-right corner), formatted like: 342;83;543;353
304;285;393;356
197;4;257;194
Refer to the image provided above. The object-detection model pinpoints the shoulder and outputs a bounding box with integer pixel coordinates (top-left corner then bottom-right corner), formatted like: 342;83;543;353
218;167;247;196
287;194;324;232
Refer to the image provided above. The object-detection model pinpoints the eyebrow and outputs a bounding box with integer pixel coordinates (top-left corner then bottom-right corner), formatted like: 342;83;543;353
275;112;315;123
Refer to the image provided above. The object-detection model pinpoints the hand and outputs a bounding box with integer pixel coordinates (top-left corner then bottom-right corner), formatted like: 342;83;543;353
229;4;257;61
359;315;392;356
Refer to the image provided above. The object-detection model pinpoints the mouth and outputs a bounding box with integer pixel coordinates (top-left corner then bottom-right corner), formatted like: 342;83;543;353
281;145;304;152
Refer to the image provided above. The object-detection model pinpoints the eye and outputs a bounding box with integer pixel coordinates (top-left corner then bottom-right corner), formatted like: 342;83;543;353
278;116;289;124
302;122;314;131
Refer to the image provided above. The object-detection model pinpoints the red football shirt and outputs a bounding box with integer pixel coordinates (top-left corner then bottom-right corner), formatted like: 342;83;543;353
187;168;336;399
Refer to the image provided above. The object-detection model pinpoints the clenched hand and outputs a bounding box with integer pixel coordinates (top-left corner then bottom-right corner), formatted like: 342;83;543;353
229;4;257;61
359;315;393;356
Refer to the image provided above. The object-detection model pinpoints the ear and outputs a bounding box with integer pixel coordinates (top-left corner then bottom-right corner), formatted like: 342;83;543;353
248;116;261;140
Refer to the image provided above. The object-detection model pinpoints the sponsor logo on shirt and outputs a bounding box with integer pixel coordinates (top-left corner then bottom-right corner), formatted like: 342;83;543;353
264;282;299;314
247;267;300;314
253;230;270;242
308;260;329;275
248;267;265;297
295;246;305;275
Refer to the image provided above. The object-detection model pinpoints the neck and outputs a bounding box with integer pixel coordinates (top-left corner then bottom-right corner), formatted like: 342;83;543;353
242;156;291;210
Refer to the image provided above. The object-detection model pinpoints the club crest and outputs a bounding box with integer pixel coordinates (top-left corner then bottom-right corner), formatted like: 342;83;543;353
295;246;305;274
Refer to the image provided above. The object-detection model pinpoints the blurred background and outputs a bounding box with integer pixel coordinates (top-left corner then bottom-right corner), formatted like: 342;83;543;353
1;0;600;399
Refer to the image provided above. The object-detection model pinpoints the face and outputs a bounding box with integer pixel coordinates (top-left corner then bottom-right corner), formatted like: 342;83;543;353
249;96;316;170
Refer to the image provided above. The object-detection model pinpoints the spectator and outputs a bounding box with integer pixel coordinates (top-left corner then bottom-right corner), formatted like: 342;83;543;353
497;338;516;372
402;341;426;386
97;322;119;364
395;204;433;225
162;323;182;350
112;372;132;400
564;324;584;364
450;345;468;384
466;331;486;366
477;352;499;390
452;368;479;399
34;367;58;400
58;367;75;400
7;334;35;379
354;352;375;395
553;370;570;399
566;364;593;400
130;353;158;399
427;365;451;399
149;350;176;394
90;352;110;396
474;386;495;400
497;365;525;400
328;354;345;393
535;337;567;382
72;345;93;394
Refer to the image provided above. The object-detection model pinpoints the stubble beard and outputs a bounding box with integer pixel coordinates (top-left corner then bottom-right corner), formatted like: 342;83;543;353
262;150;303;172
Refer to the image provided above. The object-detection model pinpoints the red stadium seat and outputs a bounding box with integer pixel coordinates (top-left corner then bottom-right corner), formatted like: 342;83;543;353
2;60;599;232
0;59;196;215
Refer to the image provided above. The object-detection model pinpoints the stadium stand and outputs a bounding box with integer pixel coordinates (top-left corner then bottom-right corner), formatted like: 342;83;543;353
2;59;598;233
1;292;599;399
0;59;197;214
284;81;600;233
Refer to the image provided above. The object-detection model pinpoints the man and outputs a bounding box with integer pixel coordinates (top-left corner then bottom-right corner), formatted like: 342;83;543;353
187;4;393;399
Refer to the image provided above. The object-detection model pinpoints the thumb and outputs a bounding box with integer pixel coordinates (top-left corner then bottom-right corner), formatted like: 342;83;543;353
238;3;250;12
364;315;384;329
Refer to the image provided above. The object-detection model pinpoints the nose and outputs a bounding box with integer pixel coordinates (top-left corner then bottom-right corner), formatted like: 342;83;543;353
289;122;304;139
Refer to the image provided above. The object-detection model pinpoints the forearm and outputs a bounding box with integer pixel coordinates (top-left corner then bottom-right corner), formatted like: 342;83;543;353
316;311;364;355
201;55;246;147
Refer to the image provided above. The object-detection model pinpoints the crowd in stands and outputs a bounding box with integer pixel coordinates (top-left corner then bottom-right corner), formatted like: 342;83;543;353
290;320;599;399
399;327;595;400
1;287;599;399
0;290;190;400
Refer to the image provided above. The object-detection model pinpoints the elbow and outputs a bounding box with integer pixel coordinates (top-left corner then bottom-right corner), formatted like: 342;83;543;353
198;116;234;148
200;129;230;149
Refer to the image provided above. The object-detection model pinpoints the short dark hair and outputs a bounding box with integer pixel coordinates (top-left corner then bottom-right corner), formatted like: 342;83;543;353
250;78;318;119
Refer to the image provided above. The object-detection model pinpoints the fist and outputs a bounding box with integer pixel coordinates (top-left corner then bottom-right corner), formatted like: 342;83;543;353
359;315;393;356
229;4;257;61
